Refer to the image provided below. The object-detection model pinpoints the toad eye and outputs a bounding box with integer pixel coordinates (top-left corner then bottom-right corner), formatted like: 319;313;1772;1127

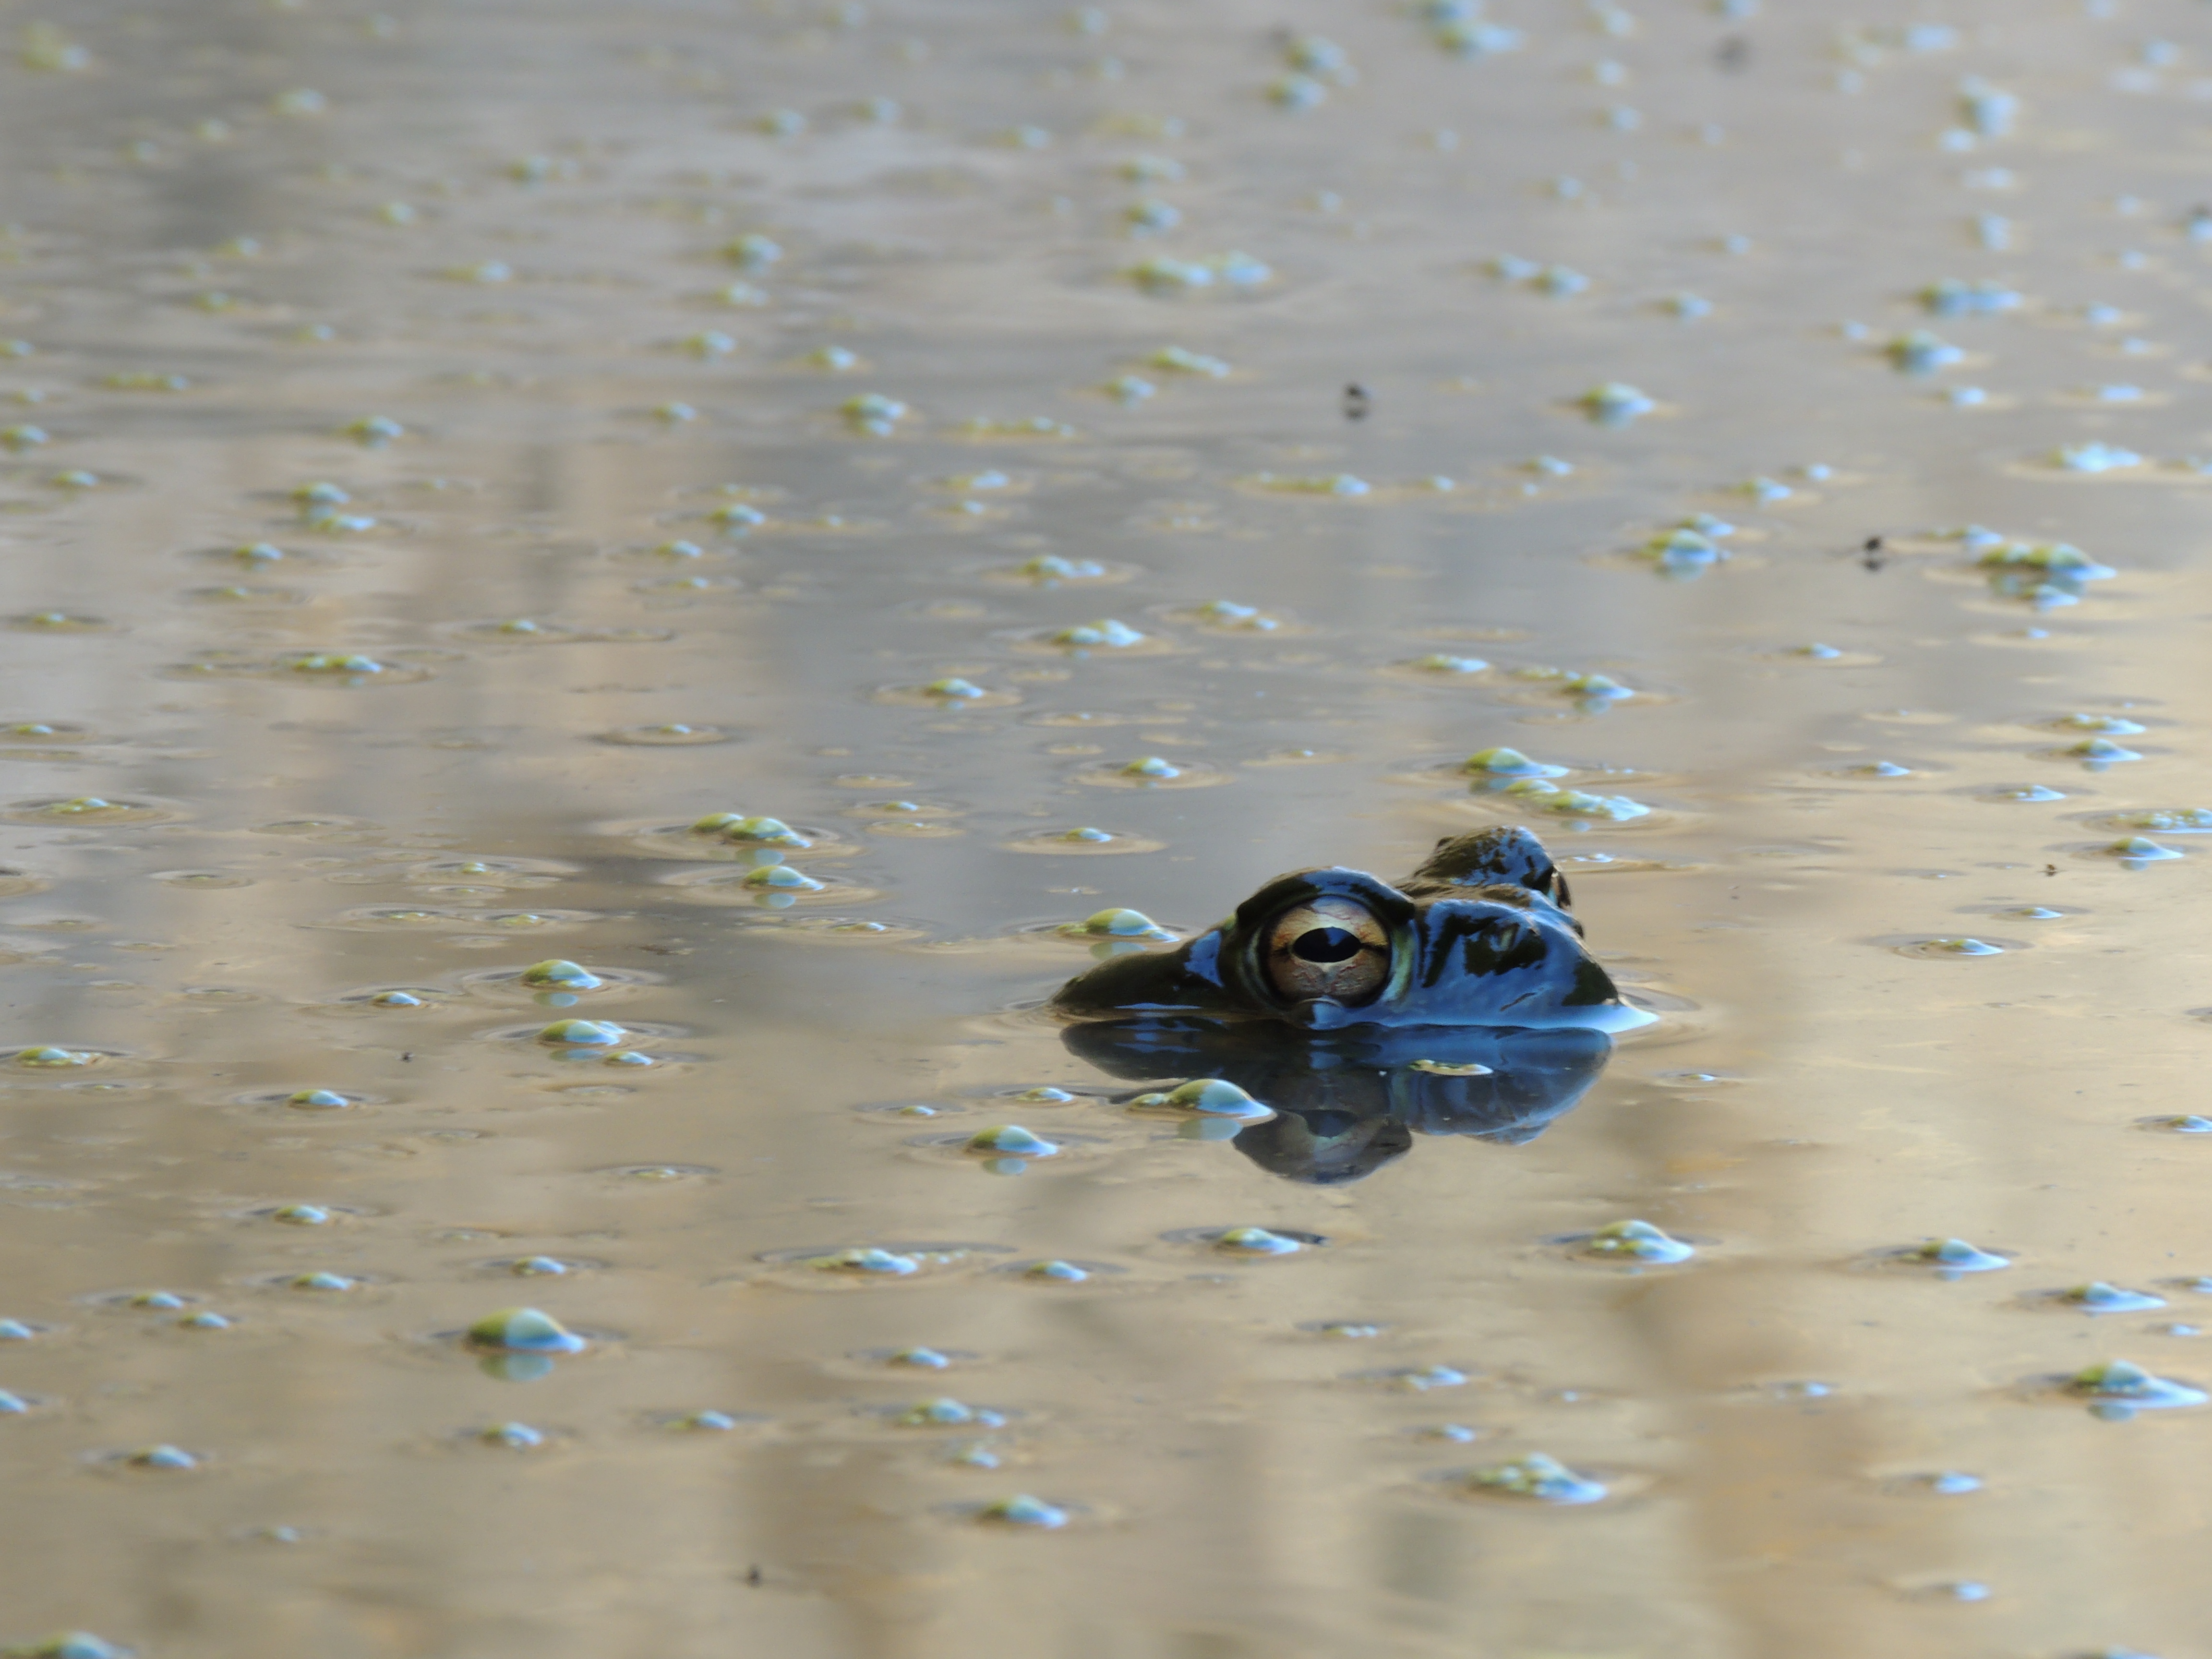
1263;897;1390;1005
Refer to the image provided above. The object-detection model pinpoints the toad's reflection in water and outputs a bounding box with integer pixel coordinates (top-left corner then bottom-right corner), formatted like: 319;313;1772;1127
1063;1019;1613;1183
1051;826;1651;1033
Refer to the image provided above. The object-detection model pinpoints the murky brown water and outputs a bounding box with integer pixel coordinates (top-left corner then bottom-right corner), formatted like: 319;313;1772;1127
7;1;2212;1653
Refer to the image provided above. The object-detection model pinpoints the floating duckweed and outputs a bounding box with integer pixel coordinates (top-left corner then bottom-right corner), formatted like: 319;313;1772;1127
841;393;907;435
538;1019;625;1046
719;815;810;847
900;1397;986;1426
1501;780;1651;821
1467;1451;1608;1504
1390;1365;1469;1391
1562;673;1634;701
965;1493;1065;1532
2064;1283;2168;1313
1121;149;1184;181
282;653;384;675
1123;199;1179;236
1437;19;1524;55
890;1346;950;1368
957;415;1080;438
1152;345;1229;376
467;1307;588;1354
104;371;189;392
1584;1219;1695;1263
1958;80;2018;136
1071;907;1173;939
286;1089;349;1110
289;1272;354;1292
2106;837;2182;862
2056;442;2143;472
1642;529;1725;570
1161;1079;1272;1119
724;233;782;271
128;1444;197;1470
1579;383;1654;424
15;1046;94;1067
1407;653;1487;673
965;1125;1059;1157
2069;1358;2208;1408
1922;278;2022;317
128;1290;186;1310
272;1204;330;1226
1017;554;1106;582
1052;619;1144;648
521;959;601;988
1907;1238;2009;1273
1120;757;1178;780
1253;471;1369;496
810;1248;920;1275
1216;1226;1301;1257
1888;330;1963;373
1128;251;1270;291
742;864;825;892
1024;1259;1088;1281
2070;739;2143;763
1924;938;2003;956
482;1422;545;1448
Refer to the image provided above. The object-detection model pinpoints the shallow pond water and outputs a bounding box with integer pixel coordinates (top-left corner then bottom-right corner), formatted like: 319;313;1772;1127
4;1;2212;1656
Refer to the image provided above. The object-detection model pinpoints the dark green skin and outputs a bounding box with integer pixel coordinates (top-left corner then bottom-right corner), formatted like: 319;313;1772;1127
1050;826;1644;1033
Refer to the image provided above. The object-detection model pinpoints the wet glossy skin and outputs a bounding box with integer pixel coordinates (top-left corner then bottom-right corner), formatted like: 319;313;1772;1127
1050;826;1647;1033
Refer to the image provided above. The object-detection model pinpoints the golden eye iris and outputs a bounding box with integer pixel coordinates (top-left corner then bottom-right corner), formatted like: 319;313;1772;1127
1262;896;1390;1005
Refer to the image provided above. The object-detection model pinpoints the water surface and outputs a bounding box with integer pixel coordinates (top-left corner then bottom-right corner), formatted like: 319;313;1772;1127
3;2;2211;1655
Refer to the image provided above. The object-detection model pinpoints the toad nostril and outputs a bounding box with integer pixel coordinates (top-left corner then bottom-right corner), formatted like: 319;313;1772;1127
1292;927;1362;963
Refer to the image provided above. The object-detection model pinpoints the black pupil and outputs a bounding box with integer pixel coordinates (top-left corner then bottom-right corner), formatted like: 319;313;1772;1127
1292;927;1363;964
